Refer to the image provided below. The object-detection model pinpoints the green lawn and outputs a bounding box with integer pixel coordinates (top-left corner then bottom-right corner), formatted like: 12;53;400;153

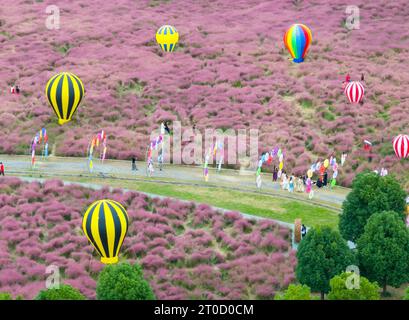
71;176;340;229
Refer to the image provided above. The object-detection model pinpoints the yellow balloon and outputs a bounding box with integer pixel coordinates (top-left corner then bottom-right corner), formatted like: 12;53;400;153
279;161;284;170
307;169;313;178
324;159;329;168
45;72;85;125
82;199;129;264
156;25;179;52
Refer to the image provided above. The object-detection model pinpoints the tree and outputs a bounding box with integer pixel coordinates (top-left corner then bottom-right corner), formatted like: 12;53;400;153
35;284;86;300
327;272;380;300
274;284;313;300
357;211;409;296
339;172;406;242
296;226;355;300
96;262;155;300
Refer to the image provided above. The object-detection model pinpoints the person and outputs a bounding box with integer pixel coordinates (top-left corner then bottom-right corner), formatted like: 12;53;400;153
297;176;304;192
361;73;364;82
316;177;322;188
158;150;163;171
272;166;278;182
345;73;351;83
131;157;137;171
281;172;288;190
15;85;20;94
164;121;171;135
301;224;307;238
147;158;154;177
323;171;328;187
0;162;4;176
288;176;294;193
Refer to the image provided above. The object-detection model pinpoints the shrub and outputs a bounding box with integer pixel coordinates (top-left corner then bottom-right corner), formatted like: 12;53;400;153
274;284;313;300
327;272;380;300
404;286;409;300
35;284;86;300
96;262;155;300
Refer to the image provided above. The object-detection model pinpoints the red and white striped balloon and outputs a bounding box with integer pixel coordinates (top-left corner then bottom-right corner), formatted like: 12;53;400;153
393;134;409;159
344;81;364;104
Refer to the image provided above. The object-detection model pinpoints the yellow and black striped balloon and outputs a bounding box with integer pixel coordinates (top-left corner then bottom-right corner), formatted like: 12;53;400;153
82;199;129;264
156;25;179;52
45;72;85;125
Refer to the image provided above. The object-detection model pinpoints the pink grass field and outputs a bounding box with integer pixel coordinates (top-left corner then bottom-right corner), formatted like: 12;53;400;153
0;177;296;299
0;0;408;187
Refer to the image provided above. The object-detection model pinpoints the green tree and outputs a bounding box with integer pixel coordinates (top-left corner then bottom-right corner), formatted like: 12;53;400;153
327;272;380;300
274;284;313;300
339;172;406;242
35;284;86;300
357;211;409;296
96;262;155;300
296;226;355;300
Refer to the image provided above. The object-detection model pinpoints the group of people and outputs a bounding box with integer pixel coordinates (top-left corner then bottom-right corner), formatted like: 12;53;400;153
10;85;20;94
277;171;307;193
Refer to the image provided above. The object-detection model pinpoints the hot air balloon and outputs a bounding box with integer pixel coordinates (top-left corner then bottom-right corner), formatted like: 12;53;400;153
283;24;312;63
393;134;409;159
82;199;129;264
156;25;179;52
344;81;364;104
45;72;85;125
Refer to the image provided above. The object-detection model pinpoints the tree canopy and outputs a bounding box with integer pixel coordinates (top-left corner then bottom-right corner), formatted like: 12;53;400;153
357;211;409;295
296;226;355;299
339;172;406;242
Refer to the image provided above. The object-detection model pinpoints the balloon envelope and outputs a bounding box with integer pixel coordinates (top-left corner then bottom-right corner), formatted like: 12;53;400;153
156;25;179;52
45;72;85;125
283;24;312;63
393;134;409;159
324;159;329;168
307;169;313;178
82;199;129;264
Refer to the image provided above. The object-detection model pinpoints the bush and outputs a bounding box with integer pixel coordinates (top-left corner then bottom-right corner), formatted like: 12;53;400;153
274;284;313;300
327;272;380;300
0;292;12;300
403;286;409;300
35;284;86;300
96;262;156;300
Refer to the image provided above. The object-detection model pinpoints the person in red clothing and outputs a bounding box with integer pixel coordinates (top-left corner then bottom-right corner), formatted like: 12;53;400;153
345;73;351;83
0;162;4;176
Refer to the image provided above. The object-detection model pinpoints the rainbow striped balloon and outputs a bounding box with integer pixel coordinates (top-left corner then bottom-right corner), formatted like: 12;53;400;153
283;24;312;63
156;25;179;52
